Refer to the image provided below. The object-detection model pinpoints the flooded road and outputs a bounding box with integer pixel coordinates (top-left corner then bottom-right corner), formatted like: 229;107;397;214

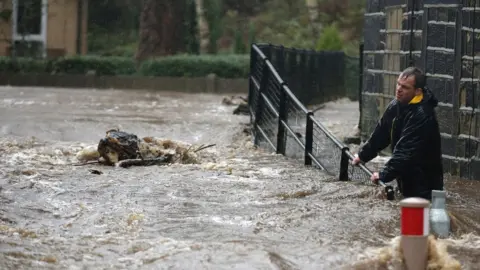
0;86;479;269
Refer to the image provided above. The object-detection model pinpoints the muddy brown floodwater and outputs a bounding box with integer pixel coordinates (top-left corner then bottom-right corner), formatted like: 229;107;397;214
0;87;479;269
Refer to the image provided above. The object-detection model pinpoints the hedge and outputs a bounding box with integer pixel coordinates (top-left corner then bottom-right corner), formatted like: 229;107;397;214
138;54;250;78
0;54;250;78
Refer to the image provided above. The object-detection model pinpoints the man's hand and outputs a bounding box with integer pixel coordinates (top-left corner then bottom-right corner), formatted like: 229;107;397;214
371;172;380;184
351;154;362;165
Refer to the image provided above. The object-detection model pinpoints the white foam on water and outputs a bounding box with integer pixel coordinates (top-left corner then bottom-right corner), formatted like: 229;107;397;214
2;98;36;106
349;235;463;269
210;215;254;227
444;233;480;250
258;167;283;177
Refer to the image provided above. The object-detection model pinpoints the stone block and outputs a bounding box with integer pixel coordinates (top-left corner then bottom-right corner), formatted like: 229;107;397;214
436;105;455;134
441;135;456;156
364;16;386;50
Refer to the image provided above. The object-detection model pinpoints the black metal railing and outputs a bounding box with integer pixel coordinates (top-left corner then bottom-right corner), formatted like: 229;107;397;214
248;43;374;182
253;44;355;106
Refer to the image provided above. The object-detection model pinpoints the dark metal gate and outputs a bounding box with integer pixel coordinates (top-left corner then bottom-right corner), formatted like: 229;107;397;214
361;0;480;180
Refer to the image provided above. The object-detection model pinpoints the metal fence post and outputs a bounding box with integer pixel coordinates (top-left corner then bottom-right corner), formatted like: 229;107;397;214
248;44;257;123
358;43;364;131
339;52;346;98
339;147;350;181
308;50;317;102
264;43;272;60
276;85;287;155
299;50;307;104
253;58;269;146
286;49;297;95
275;46;285;78
317;52;325;104
304;112;314;166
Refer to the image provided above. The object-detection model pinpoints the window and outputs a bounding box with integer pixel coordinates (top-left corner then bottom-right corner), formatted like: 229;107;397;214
12;40;44;58
16;0;42;35
11;0;47;58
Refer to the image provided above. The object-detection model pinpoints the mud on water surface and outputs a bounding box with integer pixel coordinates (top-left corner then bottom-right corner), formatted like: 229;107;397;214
0;87;479;269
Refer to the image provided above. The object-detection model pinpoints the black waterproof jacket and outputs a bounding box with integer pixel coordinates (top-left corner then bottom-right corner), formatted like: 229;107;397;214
358;88;444;200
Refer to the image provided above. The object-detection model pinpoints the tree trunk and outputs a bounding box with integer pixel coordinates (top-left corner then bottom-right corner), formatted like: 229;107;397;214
135;0;186;63
194;0;210;53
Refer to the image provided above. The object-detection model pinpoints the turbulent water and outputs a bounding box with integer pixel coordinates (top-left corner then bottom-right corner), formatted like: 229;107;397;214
0;86;479;269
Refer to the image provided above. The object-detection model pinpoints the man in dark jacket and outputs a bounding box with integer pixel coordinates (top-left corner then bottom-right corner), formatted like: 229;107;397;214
352;67;444;200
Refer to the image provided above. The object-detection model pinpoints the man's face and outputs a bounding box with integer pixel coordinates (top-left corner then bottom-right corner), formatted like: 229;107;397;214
395;74;419;104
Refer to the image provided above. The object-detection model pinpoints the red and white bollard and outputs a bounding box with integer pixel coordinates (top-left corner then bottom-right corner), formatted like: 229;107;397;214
400;197;430;270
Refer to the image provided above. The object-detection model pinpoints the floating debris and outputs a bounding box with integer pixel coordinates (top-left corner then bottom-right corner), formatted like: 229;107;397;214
75;145;100;163
221;95;247;106
74;129;215;168
222;95;249;115
0;225;38;238
88;169;103;175
274;189;318;200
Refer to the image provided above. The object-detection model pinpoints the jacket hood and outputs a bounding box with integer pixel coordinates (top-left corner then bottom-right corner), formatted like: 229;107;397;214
421;86;438;108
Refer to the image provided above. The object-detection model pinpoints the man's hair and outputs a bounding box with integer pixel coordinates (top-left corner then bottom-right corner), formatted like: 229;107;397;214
401;66;426;90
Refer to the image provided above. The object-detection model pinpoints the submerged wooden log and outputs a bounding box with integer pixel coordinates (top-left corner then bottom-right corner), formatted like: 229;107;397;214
233;103;249;115
116;156;170;168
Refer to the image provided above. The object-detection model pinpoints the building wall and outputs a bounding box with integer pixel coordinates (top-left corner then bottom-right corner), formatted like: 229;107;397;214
47;0;80;56
360;0;480;179
80;0;87;54
0;0;87;57
0;0;13;56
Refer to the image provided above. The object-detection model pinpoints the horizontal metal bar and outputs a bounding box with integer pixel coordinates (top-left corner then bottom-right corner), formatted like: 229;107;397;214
261;93;280;118
363;49;422;54
251;76;260;89
281;119;305;150
257;125;276;151
264;61;285;86
283;85;309;115
251;45;268;60
308;152;326;171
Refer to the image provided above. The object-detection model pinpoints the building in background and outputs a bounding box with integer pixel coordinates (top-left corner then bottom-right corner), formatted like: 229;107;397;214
0;0;88;58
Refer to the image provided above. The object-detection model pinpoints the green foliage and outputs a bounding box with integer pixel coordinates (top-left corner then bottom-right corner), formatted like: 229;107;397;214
0;54;250;78
0;57;52;73
95;43;138;57
52;56;137;76
87;0;140;55
233;28;247;54
315;24;344;51
204;0;223;53
247;22;256;50
138;54;249;78
0;9;12;22
88;0;140;31
318;0;366;41
185;0;200;54
250;1;315;50
88;28;138;56
85;0;366;56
